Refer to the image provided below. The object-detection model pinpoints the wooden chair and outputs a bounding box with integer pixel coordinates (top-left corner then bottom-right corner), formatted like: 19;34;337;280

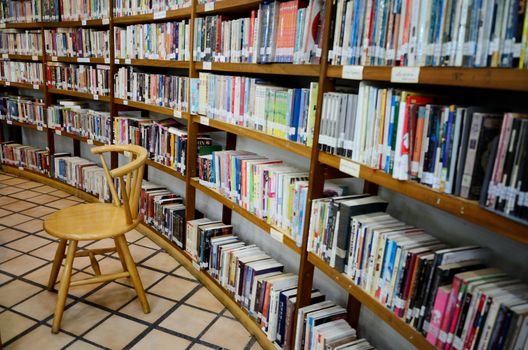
44;145;150;333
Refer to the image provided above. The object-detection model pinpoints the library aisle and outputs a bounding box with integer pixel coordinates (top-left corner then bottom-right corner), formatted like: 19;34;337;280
0;171;262;350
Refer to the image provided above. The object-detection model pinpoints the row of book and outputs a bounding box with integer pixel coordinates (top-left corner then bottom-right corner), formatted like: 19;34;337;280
0;95;45;126
139;180;186;248
0;61;42;84
193;0;325;64
112;0;190;18
319;83;525;203
43;0;109;22
196;150;309;244
44;28;109;58
192;72;318;146
0;29;42;56
114;67;188;110
307;193;528;349
0;0;40;23
114;21;189;61
0;142;50;174
329;0;528;68
47;100;112;144
46;62;110;96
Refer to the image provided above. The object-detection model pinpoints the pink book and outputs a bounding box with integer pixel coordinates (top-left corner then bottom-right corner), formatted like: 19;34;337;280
426;285;453;345
436;277;463;348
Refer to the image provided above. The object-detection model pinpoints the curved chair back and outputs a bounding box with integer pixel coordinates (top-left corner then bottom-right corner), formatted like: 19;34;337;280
91;145;148;224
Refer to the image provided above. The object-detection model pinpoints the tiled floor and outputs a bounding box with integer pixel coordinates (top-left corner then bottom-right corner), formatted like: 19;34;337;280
0;171;264;350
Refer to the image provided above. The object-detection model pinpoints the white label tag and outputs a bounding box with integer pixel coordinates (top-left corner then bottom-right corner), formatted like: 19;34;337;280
339;158;360;177
125;58;131;64
391;67;420;83
93;94;99;100
6;120;12;124
104;58;110;64
2;54;8;59
173;110;182;118
342;65;364;80
0;24;5;29
33;84;39;89
82;20;87;26
32;55;38;60
200;116;209;126
123;100;128;105
18;166;24;171
203;61;212;70
87;139;94;145
270;228;284;243
55;130;62;135
115;59;120;64
37;125;43;131
102;18;109;25
5;81;10;86
205;2;215;11
52;56;58;62
77;57;90;63
153;11;166;19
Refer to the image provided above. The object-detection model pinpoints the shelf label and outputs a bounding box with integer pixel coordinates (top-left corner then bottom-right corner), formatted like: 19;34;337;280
125;58;131;64
33;84;39;90
339;158;360;178
32;55;38;60
173;109;182;118
205;2;215;11
2;54;8;59
5;81;10;86
270;228;284;243
115;59;120;64
55;130;62;135
81;20;87;26
52;56;58;62
102;18;109;25
203;61;212;70
93;94;99;100
77;57;90;63
391;67;420;83
6;120;12;124
87;139;94;145
200;116;209;126
0;24;5;29
123;100;128;105
37;125;43;131
18;166;24;171
104;58;110;64
342;65;364;80
153;11;166;19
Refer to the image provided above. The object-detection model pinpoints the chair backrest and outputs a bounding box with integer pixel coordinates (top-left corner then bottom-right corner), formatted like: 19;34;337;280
91;145;148;224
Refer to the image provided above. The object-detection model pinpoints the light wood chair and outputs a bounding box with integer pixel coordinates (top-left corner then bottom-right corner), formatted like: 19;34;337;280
44;145;150;333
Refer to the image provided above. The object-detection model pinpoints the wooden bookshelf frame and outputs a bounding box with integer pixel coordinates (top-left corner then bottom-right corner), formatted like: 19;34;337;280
2;1;527;349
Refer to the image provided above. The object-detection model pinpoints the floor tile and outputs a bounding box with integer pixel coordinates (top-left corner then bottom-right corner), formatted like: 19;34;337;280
2;178;28;186
0;246;23;264
14;181;43;190
32;185;57;194
85;282;137;311
160;305;216;338
130;329;191;350
84;314;146;349
2;200;37;212
125;229;145;242
0;213;33;227
13;290;72;321
66;195;84;202
13;219;44;234
0;186;23;195
119;266;165;289
250;341;264;350
0;279;42;307
0;310;36;342
0;208;12;217
6;324;75;349
190;344;217;350
31;194;59;205
6;234;50;252
0;228;27;245
63;340;102;350
0;272;13;285
174;265;198;281
119;293;175;323
47;198;78;209
134;237;160;250
0;254;48;276
48;189;71;198
142;251;180;272
9;190;41;201
148;275;198;301
0;196;18;206
186;287;225;314
54;301;110;336
22;206;56;219
200;316;252;350
128;244;158;263
29;242;58;260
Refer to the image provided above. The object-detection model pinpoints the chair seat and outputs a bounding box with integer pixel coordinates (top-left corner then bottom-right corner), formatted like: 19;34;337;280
44;203;139;241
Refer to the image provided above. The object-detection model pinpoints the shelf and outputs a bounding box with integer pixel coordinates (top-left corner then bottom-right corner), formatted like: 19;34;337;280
2;22;42;29
46;56;109;64
114;58;189;68
113;7;191;25
196;0;261;15
48;88;111;102
307;253;437;350
191;115;312;158
52;129;107;146
1;54;42;61
42;19;109;28
327;65;528;92
0;81;44;90
145;159;186;182
190;177;301;254
319;152;528;245
195;62;320;77
1;120;47;132
114;98;189;118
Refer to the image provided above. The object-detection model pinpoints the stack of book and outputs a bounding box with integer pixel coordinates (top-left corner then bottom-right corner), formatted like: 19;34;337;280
113;0;190;17
115;67;189;110
42;0;109;22
114;21;190;61
193;0;326;64
329;0;528;68
0;61;42;84
45;29;110;58
0;142;50;174
139;180;186;247
192;72;319;147
1;96;45;126
52;154;110;201
0;0;41;23
46;62;110;95
47;100;111;143
0;29;42;56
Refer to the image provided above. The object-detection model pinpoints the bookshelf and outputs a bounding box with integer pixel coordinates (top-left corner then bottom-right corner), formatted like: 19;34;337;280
2;0;527;349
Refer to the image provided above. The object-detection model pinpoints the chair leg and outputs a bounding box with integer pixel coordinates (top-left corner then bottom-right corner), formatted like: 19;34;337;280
114;235;150;314
113;237;129;272
47;239;67;291
52;240;77;334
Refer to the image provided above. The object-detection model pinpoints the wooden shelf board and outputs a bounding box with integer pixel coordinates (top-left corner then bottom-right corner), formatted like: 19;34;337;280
327;65;528;91
196;0;261;14
113;7;191;25
42;19;109;28
319;152;528;244
308;253;437;350
190;178;300;254
2;120;47;132
48;88;110;102
195;62;320;77
46;56;108;64
1;54;42;61
114;98;189;118
145;159;186;182
114;58;189;68
0;81;43;90
4;22;42;29
52;129;106;146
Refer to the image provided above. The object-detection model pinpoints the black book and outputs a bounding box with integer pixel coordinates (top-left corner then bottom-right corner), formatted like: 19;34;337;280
496;118;523;212
479;136;500;209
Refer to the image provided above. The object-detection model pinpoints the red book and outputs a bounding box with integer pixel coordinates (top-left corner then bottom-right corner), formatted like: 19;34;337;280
426;285;452;345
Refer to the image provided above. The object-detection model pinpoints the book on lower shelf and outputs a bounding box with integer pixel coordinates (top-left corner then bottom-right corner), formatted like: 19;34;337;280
0;29;42;56
46;62;110;96
0;95;46;126
0;61;43;85
0;141;50;174
44;28;110;58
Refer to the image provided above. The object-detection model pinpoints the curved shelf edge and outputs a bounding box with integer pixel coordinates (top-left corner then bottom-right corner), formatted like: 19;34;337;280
1;120;47;132
195;62;320;77
114;58;189;68
113;7;192;25
48;88;111;102
114;98;189;118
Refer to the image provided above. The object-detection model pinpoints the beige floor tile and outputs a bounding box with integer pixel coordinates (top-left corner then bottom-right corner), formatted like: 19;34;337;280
142;251;180;272
47;198;78;209
84;314;146;349
31;194;59;205
85;282;137;311
32;185;57;194
186;287;225;313
63;340;101;350
54;302;111;336
0;254;48;276
0;174;13;181
0;196;18;206
0;310;36;342
29;242;58;260
0;228;27;245
24;264;88;289
119;266;165;289
134;237;160;250
131;329;191;350
6;324;75;349
22;206;56;219
200;316;251;350
13;290;72;321
0;279;42;307
2;200;37;212
2;178;28;186
120;293;175;323
66;196;84;203
48;189;71;198
0;246;23;263
128;244;157;263
9;190;42;201
13;219;44;234
0;208;12;217
223;309;235;319
160;305;216;338
125;229;145;242
174;266;198;281
0;213;33;227
14;181;43;190
190;344;216;350
63;271;99;298
0;272;13;285
82;238;114;250
250;341;265;350
148;275;198;301
6;234;49;252
94;256;126;275
0;186;24;195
